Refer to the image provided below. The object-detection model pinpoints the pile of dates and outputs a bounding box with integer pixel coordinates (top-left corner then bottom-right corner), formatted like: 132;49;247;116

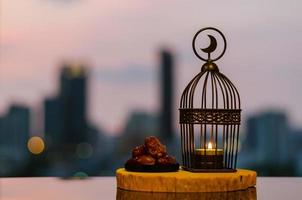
125;136;179;172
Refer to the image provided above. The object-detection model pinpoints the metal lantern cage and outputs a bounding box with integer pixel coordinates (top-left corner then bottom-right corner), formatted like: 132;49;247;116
179;27;241;172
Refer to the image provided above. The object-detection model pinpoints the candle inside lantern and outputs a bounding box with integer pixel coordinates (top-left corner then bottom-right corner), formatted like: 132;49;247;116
195;142;224;169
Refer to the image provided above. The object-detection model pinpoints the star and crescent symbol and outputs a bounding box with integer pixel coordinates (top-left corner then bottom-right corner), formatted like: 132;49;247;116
192;27;226;62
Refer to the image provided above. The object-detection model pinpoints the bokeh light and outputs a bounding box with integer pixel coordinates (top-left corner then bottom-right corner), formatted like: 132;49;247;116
27;136;45;155
76;142;93;159
73;171;88;179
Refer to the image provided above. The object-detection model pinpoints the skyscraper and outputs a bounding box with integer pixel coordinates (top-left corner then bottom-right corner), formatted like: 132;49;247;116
0;105;30;176
44;97;63;148
6;105;31;158
160;50;174;142
44;65;88;152
59;66;87;144
244;116;258;151
242;111;291;168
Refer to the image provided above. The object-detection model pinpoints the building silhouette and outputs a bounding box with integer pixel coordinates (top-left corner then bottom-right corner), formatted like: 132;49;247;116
240;111;295;176
291;129;302;175
44;65;89;156
111;111;159;169
244;116;258;151
124;111;159;138
248;112;290;165
0;105;30;175
44;97;63;149
159;50;175;142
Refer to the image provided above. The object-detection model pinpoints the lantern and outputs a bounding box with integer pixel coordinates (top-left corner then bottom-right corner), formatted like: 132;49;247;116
179;27;241;172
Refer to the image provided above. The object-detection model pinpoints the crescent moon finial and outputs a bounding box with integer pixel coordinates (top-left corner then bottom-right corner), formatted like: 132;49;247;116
201;35;217;54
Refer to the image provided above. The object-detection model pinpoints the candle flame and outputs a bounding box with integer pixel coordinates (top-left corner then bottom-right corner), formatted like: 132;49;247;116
208;142;213;149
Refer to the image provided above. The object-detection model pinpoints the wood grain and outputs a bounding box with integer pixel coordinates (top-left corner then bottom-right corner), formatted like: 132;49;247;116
116;168;257;193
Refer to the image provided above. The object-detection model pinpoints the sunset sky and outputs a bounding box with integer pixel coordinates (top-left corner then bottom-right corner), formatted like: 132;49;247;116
1;0;302;135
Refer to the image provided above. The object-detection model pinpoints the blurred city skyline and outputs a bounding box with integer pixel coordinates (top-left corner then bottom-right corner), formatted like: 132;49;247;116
1;48;302;177
0;50;179;177
1;0;302;135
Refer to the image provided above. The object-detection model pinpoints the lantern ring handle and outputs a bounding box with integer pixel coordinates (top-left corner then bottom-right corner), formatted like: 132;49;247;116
192;27;227;62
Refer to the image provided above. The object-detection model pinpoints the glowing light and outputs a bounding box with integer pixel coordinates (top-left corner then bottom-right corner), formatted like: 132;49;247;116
208;142;213;149
76;143;93;159
70;66;84;77
73;171;88;179
27;136;45;155
64;65;85;78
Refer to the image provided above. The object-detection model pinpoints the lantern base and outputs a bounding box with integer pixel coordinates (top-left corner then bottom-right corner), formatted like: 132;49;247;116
182;166;237;173
116;168;257;193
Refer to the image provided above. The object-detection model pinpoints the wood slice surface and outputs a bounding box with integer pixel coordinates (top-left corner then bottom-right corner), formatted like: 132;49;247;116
116;187;256;200
116;168;257;193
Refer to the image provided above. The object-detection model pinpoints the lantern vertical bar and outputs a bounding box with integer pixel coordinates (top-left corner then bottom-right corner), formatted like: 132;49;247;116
180;124;185;167
213;72;227;168
234;125;240;168
210;72;215;145
225;74;241;169
189;124;194;168
217;73;231;168
222;126;225;162
189;73;203;168
229;124;235;168
185;124;189;167
223;74;238;168
213;72;219;169
221;73;235;168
